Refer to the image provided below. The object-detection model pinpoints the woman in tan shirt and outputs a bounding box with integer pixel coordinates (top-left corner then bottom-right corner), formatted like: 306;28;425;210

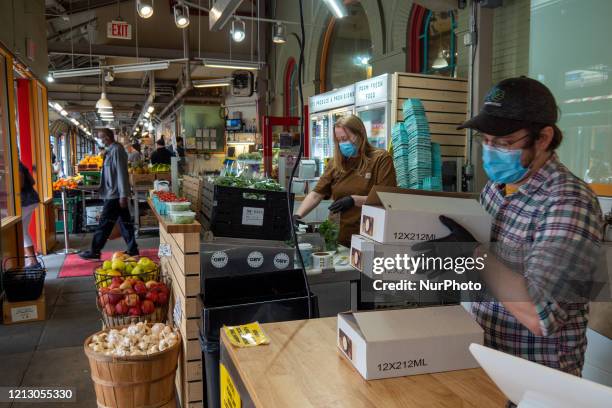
295;115;397;246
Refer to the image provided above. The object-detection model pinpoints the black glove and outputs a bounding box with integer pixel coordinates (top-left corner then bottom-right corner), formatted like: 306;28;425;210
328;196;355;213
412;215;479;260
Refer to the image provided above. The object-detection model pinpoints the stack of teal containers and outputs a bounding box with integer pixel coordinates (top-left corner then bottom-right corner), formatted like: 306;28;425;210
391;99;442;191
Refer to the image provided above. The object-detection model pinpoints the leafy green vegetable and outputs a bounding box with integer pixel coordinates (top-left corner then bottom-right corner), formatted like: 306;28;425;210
318;220;339;251
214;174;283;191
237;152;262;161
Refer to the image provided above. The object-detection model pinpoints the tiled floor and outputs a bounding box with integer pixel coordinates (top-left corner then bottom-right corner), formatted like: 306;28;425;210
0;232;160;408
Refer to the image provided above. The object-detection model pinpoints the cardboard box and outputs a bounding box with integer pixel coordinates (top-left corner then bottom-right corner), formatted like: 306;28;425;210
360;186;491;244
350;234;418;280
3;292;46;324
337;306;483;380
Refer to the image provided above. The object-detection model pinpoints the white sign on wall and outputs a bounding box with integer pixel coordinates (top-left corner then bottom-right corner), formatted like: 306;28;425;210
107;21;132;40
355;74;391;106
309;85;356;113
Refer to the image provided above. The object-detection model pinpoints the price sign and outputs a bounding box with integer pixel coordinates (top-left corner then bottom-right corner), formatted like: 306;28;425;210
158;243;171;258
220;363;242;408
242;207;264;226
107;21;132;40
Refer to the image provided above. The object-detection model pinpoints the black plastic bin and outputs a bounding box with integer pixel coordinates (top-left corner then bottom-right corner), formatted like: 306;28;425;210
199;293;318;408
209;185;294;241
2;257;46;302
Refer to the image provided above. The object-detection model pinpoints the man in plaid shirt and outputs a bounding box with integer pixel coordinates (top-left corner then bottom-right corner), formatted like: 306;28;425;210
452;77;603;376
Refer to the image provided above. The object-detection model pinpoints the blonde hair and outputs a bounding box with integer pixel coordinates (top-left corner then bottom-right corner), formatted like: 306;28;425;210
331;115;375;175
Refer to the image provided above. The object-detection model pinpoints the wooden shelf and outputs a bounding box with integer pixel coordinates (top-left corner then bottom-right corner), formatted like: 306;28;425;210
147;199;201;234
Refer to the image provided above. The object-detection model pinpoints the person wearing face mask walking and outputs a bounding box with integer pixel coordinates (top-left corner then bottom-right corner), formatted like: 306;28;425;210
295;115;397;247
417;77;603;381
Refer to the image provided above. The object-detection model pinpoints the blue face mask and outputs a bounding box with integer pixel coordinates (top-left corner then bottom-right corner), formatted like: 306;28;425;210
482;144;529;184
339;141;358;158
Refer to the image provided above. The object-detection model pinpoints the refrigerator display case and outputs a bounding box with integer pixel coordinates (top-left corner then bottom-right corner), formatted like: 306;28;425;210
355;74;392;150
308;84;356;175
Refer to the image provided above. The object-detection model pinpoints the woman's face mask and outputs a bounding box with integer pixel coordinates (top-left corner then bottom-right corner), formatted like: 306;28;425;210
339;141;358;158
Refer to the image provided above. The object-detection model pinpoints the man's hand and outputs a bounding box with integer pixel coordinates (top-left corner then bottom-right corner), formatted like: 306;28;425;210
119;197;128;208
412;215;479;258
328;196;355;213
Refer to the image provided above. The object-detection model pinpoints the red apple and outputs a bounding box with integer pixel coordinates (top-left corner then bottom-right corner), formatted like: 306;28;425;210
128;306;141;317
145;280;158;289
125;293;140;307
141;300;155;315
115;300;129;315
125;288;135;295
156;292;169;306
104;303;115;316
134;281;147;297
112;277;124;286
158;284;170;296
98;287;110;295
119;281;132;291
108;289;124;305
99;293;111;307
145;291;158;304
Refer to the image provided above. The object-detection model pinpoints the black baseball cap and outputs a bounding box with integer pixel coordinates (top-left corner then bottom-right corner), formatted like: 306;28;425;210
458;76;559;136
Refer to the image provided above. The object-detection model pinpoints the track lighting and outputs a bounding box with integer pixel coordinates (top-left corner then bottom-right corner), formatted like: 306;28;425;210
272;22;286;44
231;18;246;42
323;0;347;19
174;4;190;28
137;0;154;19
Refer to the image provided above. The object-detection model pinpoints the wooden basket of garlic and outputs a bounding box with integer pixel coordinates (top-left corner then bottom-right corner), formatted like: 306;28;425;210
84;322;181;408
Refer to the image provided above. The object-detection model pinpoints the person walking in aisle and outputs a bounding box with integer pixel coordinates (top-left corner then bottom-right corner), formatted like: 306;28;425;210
79;128;139;259
19;161;40;267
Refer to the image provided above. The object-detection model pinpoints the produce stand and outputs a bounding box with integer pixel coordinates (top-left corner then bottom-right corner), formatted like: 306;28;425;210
148;199;203;408
219;317;506;407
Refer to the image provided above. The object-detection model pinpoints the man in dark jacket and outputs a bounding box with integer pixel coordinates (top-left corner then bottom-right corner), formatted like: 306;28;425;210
150;137;172;165
79;128;138;259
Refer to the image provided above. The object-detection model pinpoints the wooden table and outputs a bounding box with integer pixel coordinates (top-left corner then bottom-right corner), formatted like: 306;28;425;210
220;317;506;408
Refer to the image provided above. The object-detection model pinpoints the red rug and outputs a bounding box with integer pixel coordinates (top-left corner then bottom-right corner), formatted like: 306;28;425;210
57;248;160;278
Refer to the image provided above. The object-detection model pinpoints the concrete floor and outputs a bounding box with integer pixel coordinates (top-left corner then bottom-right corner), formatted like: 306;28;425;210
0;232;160;408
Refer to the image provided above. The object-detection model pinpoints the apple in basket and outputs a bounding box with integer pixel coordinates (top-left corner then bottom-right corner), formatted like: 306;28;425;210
145;291;158;304
128;306;142;317
156;291;169;306
141;300;155;315
107;289;124;305
125;293;140;308
115;300;129;315
134;281;147;298
104;303;115;316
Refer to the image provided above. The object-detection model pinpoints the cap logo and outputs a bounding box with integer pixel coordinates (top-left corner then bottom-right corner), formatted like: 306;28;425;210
484;87;505;107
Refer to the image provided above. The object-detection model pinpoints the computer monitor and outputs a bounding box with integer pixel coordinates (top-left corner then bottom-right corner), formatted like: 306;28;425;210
469;343;612;408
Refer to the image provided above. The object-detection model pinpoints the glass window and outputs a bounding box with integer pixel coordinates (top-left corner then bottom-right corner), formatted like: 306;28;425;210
422;10;457;76
529;0;612;184
324;2;372;90
0;54;15;218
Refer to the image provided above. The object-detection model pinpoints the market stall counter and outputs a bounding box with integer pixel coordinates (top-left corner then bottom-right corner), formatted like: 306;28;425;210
148;198;204;408
219;317;506;408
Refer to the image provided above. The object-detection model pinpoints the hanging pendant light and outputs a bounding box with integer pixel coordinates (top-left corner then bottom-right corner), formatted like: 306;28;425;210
272;22;286;44
432;51;448;69
96;92;113;110
174;4;190;28
231;18;246;42
137;0;154;19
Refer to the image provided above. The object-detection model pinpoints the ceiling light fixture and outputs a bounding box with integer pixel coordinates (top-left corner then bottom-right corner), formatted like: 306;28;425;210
53;102;63;112
432;51;449;69
144;112;151;118
322;0;348;19
193;78;232;88
137;0;154;19
104;70;114;82
272;22;286;44
202;59;261;71
50;61;170;79
95;92;113;111
46;74;55;83
147;106;155;113
231;18;246;42
60;110;68;116
174;4;190;28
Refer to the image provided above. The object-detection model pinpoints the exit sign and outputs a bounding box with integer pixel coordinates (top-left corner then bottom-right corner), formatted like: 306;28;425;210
107;21;132;40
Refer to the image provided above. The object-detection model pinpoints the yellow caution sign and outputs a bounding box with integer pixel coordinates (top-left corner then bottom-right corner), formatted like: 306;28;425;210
220;363;241;408
223;322;270;348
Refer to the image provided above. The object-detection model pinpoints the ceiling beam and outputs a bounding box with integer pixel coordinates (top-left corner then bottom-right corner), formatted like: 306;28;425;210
46;0;133;18
52;77;177;88
49;91;146;103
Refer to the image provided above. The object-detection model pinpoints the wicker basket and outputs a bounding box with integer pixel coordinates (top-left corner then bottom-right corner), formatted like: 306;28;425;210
84;325;181;408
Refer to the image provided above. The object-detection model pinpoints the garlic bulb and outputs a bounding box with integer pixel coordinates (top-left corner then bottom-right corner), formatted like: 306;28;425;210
90;323;176;357
151;323;165;335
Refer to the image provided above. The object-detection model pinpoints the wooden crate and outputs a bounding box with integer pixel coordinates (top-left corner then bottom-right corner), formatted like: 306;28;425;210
160;227;203;407
130;173;155;188
182;176;203;213
156;173;172;182
391;72;468;158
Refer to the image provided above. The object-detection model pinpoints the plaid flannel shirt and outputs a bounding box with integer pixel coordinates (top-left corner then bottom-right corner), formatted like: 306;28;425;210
472;155;603;375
